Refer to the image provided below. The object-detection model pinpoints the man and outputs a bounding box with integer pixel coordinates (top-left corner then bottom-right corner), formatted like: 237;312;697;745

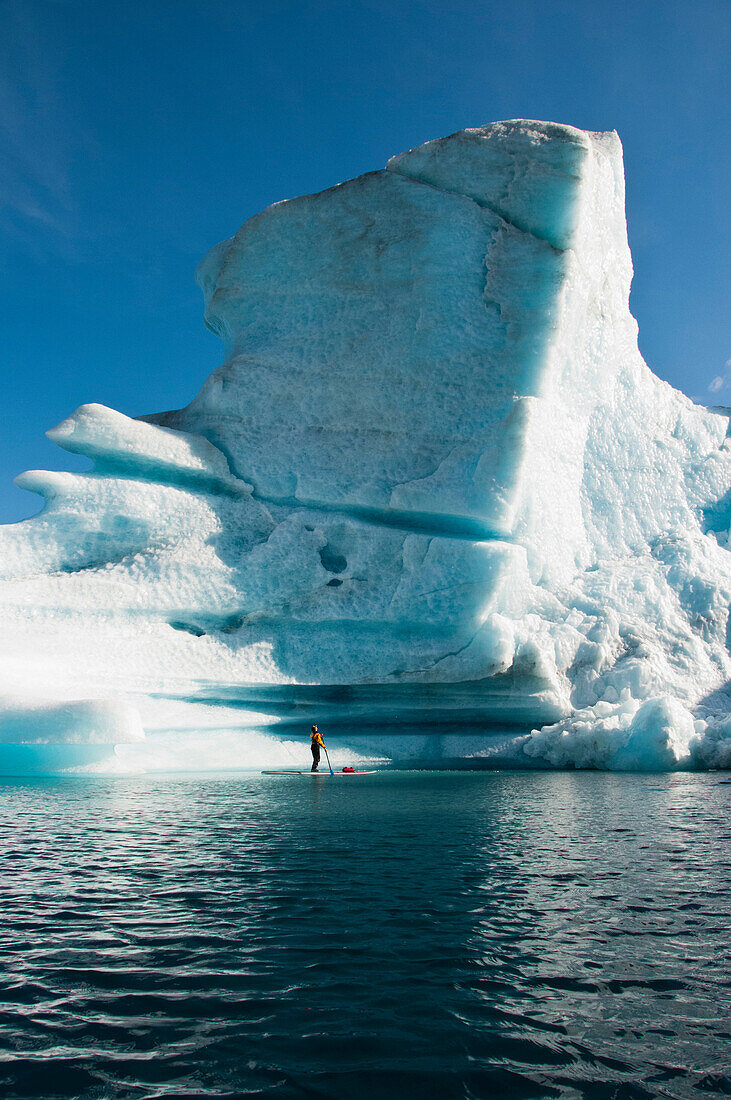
310;725;325;772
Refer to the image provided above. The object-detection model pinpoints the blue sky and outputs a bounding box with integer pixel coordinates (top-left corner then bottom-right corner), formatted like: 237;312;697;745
1;0;729;522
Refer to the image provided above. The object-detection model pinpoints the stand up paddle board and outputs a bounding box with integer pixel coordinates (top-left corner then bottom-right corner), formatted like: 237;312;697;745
262;769;377;776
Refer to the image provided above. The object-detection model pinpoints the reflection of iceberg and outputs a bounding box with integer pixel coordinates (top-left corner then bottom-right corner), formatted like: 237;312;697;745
0;120;729;773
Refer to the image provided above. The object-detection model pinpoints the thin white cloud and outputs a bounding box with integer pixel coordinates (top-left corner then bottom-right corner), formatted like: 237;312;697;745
0;0;93;251
706;359;731;396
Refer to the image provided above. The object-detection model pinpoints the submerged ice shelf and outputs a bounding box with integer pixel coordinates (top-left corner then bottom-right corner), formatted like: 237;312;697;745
1;120;729;773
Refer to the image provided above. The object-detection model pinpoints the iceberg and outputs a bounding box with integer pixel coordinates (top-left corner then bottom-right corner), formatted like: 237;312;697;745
0;697;144;775
1;120;729;773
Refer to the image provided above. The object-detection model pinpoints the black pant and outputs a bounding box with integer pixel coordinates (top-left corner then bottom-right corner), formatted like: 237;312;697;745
311;743;320;771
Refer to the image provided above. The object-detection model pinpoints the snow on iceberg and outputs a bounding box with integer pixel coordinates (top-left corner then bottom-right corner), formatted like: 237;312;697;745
0;119;729;773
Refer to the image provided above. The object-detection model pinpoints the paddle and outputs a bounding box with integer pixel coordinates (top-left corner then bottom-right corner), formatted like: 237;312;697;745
323;745;334;776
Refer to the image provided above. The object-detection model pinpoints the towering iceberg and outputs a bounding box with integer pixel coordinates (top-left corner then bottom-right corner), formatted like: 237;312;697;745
1;120;729;772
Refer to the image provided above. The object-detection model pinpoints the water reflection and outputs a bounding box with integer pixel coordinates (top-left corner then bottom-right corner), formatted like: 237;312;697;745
0;772;728;1098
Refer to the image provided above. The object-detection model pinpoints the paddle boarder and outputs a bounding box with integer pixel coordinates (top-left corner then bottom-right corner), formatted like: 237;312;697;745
310;725;325;772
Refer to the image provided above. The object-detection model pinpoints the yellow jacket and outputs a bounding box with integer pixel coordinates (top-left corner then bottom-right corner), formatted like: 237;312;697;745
311;730;325;748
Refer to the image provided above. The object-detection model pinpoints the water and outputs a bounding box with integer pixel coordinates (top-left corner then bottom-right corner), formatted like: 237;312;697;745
0;771;729;1099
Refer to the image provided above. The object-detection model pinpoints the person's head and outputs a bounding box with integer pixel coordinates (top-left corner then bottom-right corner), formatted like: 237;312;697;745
311;725;318;733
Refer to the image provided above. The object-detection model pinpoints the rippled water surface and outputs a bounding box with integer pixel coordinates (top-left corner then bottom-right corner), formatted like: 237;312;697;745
0;771;729;1099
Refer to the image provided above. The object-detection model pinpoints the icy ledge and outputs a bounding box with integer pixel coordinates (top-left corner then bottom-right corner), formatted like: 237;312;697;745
0;119;729;773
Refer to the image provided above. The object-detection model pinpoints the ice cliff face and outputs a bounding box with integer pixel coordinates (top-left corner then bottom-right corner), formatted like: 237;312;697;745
1;120;729;773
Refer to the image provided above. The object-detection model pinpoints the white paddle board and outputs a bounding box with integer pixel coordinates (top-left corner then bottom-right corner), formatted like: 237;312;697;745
262;769;377;776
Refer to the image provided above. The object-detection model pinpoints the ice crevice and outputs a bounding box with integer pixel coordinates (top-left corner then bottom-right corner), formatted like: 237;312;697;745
386;160;568;251
196;428;516;543
249;489;513;543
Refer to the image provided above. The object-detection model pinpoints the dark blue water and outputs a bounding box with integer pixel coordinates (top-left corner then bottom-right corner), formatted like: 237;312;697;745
0;772;729;1099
